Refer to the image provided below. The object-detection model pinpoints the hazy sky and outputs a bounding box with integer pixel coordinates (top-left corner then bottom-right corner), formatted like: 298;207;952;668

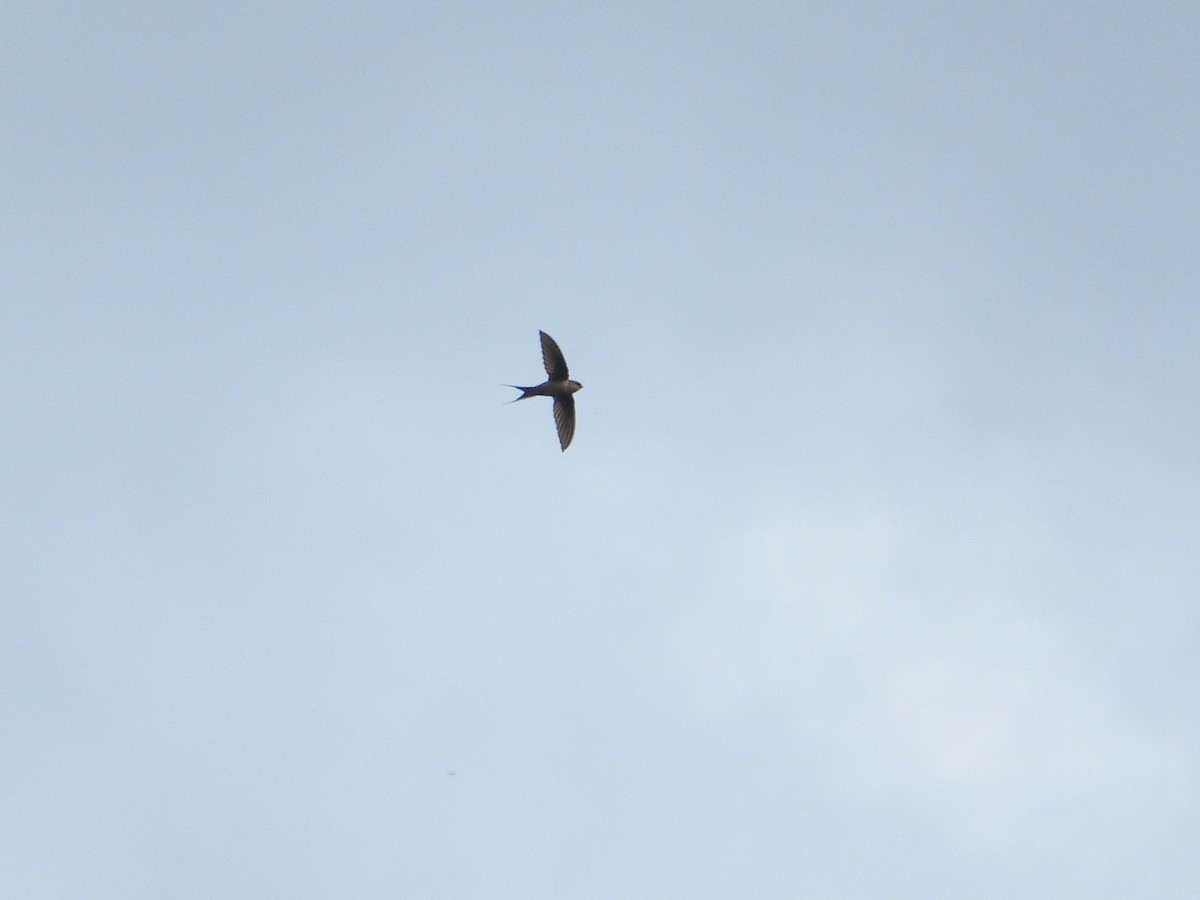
4;3;1198;897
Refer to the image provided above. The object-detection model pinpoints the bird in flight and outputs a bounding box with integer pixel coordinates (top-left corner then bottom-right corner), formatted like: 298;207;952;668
506;330;583;451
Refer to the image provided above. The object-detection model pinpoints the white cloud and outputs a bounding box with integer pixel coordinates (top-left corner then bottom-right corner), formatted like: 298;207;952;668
672;482;1198;856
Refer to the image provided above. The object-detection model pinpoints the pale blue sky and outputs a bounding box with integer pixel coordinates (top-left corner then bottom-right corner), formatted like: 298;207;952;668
4;3;1199;897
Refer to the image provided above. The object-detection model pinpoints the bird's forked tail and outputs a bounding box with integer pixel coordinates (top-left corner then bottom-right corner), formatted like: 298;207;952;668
503;384;537;401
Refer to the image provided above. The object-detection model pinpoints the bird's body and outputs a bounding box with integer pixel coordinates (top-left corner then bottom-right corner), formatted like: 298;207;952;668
506;331;583;451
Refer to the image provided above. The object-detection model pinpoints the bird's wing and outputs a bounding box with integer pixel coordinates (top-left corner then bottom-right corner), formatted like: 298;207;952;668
539;331;570;381
552;395;576;451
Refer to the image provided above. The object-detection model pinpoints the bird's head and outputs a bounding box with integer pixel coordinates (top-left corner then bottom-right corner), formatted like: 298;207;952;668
568;380;583;393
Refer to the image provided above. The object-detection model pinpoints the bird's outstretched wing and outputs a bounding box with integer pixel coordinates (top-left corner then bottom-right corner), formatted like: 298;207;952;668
552;395;576;451
540;331;569;381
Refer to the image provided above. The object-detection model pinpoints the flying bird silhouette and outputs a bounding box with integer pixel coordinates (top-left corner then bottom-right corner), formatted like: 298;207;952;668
506;331;583;451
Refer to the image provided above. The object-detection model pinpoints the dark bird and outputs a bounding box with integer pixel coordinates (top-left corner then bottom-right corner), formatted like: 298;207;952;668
506;330;583;451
